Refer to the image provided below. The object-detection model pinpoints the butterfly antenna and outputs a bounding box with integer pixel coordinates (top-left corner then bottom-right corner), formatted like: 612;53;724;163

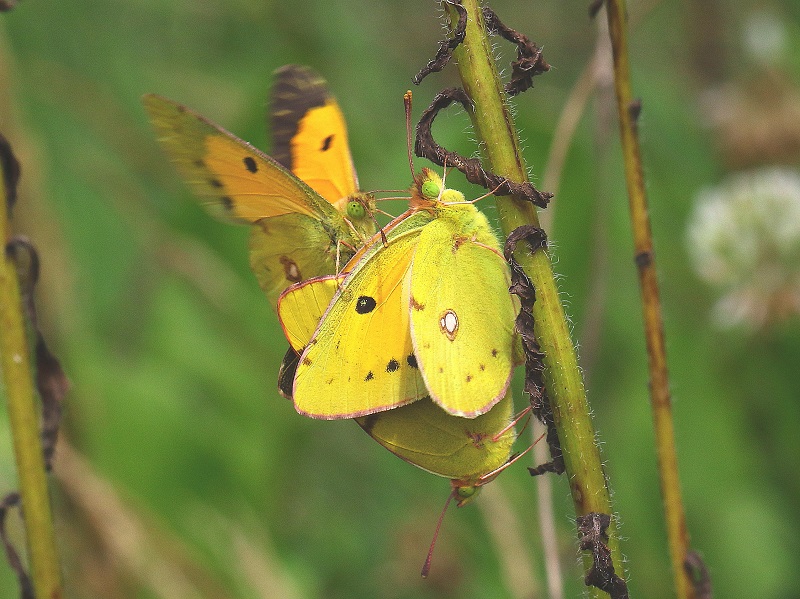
404;90;415;180
372;207;397;218
421;488;457;578
440;155;449;195
466;182;505;205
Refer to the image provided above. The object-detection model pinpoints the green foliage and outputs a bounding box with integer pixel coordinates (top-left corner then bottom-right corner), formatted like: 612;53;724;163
1;1;800;597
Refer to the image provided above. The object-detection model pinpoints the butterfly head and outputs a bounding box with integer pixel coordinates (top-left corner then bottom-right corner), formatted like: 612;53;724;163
410;168;465;209
451;481;482;507
340;191;377;238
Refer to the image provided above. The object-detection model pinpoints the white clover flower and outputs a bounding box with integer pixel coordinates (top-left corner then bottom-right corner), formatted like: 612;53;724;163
687;167;800;329
744;9;787;67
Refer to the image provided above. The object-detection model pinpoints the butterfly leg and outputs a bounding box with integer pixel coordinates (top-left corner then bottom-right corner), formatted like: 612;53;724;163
492;406;532;442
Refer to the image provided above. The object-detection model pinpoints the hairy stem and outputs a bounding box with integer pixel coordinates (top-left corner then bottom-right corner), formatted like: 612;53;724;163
444;1;626;595
604;1;694;598
0;145;63;599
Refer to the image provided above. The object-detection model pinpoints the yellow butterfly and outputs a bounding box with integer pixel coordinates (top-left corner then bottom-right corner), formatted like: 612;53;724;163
142;65;375;309
279;170;520;419
277;267;517;499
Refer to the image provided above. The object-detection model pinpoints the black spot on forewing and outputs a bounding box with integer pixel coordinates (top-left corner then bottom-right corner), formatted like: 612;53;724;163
491;348;499;357
221;196;234;211
209;178;224;188
355;296;376;314
321;135;334;151
243;156;258;173
386;359;400;373
407;354;418;369
365;371;374;381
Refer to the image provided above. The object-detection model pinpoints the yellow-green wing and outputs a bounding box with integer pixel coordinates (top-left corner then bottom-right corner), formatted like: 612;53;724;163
407;205;517;417
143;94;344;224
143;92;365;308
355;391;515;482
292;228;428;419
277;256;516;484
270;65;360;207
278;275;340;351
247;214;343;308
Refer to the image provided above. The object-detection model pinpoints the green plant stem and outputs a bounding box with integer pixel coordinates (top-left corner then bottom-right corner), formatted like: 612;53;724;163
444;1;626;594
604;2;694;599
0;154;63;598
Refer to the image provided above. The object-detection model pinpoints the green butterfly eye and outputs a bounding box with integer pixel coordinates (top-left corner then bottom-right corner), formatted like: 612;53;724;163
457;485;477;499
347;200;366;219
441;189;465;203
421;180;441;199
454;484;481;506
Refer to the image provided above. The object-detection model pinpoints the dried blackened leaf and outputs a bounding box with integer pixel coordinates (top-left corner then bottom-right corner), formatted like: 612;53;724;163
6;237;69;470
577;512;629;599
6;237;39;317
0;133;21;215
588;0;606;18
412;0;467;85
415;88;552;207
482;7;550;96
685;550;713;599
504;225;564;475
0;493;34;599
36;336;67;469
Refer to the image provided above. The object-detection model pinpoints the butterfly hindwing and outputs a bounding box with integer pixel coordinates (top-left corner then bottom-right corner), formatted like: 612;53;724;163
246;213;341;307
407;204;517;417
355;391;515;482
278;275;341;352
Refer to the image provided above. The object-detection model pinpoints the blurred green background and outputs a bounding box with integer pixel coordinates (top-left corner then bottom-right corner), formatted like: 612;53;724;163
2;0;800;597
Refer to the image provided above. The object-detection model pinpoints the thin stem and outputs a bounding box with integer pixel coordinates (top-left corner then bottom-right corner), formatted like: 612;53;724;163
478;482;540;599
603;2;694;599
532;420;563;599
0;147;63;598
444;1;626;595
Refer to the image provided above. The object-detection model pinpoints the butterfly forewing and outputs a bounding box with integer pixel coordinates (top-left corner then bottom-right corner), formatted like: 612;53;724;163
270;65;359;204
292;229;430;419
